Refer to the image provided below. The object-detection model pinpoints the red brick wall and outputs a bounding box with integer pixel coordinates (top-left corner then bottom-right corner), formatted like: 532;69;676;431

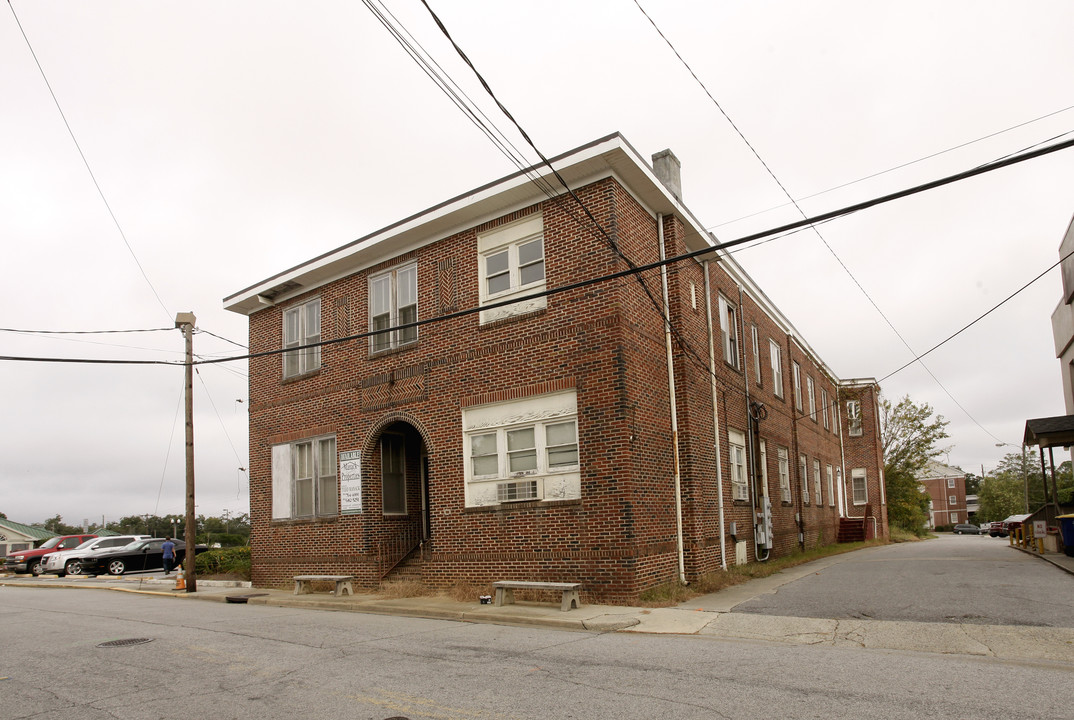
244;173;887;603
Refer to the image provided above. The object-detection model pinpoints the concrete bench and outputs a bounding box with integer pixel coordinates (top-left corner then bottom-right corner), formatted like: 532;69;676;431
293;575;354;597
492;580;582;612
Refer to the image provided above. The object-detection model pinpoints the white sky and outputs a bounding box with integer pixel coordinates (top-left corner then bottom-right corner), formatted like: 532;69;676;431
3;1;1073;526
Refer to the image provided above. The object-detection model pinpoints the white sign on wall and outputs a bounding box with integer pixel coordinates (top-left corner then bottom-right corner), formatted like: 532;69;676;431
340;450;362;514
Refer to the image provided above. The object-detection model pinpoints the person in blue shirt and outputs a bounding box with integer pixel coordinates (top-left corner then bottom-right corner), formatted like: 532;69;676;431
162;537;177;576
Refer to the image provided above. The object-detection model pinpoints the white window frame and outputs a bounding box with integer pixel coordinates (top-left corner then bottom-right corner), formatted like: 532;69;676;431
369;262;418;353
947;478;955;488
800;454;809;505
826;464;835;506
813;459;822;505
948;494;957;505
282;298;321;379
719;295;739;369
729;428;748;501
271;434;337;520
770;340;783;399
852;468;868;505
478;214;546;324
793;362;803;412
807;376;817;421
778;447;791;502
462;391;579;506
847;400;863;437
821;388;830;430
751;325;761;387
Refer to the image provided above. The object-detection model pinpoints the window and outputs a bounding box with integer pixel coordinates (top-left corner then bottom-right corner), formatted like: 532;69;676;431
370;263;417;352
947;478;955;488
807;376;817;420
951;512;959;523
832;401;839;434
852;468;868;505
729;429;748;500
847;400;863;436
462;390;580;506
751;325;761;386
821;389;830;430
478;214;546;324
813;459;822;505
770;340;783;399
792;362;803;412
948;494;957;505
271;434;337;519
719;296;739;369
826;464;835;506
283;298;321;378
381;434;407;515
778;447;791;502
800;454;809;504
836;467;843;505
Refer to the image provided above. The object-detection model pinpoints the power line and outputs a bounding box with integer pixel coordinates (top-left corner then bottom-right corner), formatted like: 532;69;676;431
6;0;172;321
632;0;1064;444
710;102;1074;230
0;326;174;335
2;134;1072;368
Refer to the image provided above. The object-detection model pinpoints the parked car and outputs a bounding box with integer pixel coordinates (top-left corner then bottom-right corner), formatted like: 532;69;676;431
41;535;150;577
75;538;205;576
4;534;98;575
989;521;1008;537
953;524;981;535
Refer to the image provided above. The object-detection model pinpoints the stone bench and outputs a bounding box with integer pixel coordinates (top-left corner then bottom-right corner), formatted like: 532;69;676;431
492;580;582;612
293;575;354;597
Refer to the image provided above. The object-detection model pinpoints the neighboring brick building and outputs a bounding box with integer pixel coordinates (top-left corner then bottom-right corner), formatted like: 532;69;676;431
917;461;967;528
224;133;888;603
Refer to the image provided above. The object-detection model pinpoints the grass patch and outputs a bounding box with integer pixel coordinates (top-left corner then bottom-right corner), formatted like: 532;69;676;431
889;527;934;543
638;540;885;607
378;579;436;598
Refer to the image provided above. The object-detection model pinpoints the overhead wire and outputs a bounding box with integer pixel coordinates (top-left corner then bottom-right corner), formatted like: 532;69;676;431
631;0;1025;444
6;0;172;322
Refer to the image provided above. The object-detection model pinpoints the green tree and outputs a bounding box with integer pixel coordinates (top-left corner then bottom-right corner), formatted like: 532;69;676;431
42;515;82;535
978;471;1024;522
880;395;950;534
964;472;982;496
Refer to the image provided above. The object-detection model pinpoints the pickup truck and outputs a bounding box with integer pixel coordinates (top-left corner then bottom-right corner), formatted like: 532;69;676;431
4;534;98;575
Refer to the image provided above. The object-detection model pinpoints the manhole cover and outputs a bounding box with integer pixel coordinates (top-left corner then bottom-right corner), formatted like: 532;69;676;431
97;638;154;648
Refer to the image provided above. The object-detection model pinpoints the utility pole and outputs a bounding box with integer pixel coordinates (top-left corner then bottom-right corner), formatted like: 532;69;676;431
176;312;197;593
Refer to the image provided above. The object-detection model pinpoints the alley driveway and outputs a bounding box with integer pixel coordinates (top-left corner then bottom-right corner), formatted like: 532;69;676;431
704;535;1074;627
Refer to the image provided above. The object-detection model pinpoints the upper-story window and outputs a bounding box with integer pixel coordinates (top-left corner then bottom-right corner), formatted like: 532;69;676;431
283;298;321;379
770;340;784;399
478;214;546;324
847;400;863;437
821;388;830;430
370;263;418;353
947;477;955;488
792;362;803;412
751;325;761;387
718;296;739;369
807;376;817;421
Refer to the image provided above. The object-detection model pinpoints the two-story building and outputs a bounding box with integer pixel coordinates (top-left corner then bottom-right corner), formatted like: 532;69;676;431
224;133;888;603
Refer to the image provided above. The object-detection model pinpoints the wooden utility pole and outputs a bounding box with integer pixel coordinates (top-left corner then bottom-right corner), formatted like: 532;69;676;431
175;312;197;593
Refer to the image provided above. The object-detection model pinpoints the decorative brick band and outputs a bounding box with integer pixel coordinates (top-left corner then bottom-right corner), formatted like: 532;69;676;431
266;425;336;446
460;377;577;409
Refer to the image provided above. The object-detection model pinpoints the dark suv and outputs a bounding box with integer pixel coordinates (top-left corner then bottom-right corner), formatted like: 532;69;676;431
953;524;981;535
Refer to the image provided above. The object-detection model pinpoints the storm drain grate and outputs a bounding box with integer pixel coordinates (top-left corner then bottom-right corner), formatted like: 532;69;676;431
97;638;154;648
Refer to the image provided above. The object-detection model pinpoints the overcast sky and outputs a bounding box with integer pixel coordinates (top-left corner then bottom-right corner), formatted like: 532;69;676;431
3;1;1073;527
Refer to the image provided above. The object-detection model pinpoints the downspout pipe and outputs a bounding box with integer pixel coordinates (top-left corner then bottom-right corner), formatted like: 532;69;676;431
658;214;687;585
703;260;727;570
738;285;769;562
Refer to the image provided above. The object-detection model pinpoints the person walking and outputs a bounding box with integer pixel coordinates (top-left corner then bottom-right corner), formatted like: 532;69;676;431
162;537;177;576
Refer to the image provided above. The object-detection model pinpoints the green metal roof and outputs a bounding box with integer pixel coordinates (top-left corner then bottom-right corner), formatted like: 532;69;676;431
0;519;54;542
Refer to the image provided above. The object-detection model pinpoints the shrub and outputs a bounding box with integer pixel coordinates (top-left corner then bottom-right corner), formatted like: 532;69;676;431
194;546;251;579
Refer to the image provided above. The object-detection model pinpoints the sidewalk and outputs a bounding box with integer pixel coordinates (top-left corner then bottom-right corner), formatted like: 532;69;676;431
4;546;1074;663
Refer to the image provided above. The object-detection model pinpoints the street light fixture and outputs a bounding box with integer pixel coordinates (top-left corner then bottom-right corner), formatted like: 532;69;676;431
996;442;1029;514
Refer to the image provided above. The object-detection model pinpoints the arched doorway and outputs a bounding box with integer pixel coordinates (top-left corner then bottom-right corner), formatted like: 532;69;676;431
369;418;431;578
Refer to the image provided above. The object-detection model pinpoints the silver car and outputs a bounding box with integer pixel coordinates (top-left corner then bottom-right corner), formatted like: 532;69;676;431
41;535;149;577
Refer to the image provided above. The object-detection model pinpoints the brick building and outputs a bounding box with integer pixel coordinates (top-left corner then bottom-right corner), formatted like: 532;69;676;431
224;133;888;603
917;461;967;528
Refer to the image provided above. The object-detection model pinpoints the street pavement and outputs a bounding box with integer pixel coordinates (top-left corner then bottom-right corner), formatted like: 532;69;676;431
3;539;1073;664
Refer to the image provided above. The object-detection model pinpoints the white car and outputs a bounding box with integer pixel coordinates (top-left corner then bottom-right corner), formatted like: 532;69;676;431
41;535;149;577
